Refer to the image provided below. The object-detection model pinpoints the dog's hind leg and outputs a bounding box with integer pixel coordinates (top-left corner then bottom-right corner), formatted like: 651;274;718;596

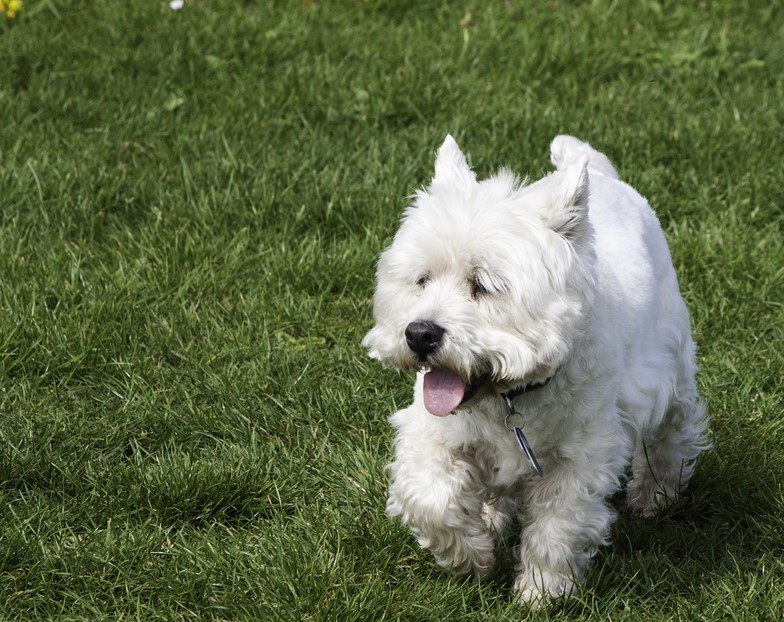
482;496;516;540
627;387;709;517
386;438;496;578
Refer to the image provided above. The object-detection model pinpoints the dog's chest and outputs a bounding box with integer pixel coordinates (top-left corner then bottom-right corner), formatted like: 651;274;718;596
457;420;540;491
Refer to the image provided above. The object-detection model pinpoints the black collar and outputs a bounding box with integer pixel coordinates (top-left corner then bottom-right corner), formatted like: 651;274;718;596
502;373;555;402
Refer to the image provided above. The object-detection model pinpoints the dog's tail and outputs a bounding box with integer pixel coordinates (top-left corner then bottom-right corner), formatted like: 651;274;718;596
550;135;619;179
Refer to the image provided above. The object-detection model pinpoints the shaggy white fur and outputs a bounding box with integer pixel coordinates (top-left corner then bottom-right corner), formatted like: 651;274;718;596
363;135;709;605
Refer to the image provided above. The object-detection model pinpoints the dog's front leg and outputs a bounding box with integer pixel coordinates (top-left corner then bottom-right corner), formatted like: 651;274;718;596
386;435;496;578
513;463;616;606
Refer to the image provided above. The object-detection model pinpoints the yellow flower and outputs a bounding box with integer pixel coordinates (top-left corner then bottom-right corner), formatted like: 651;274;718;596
1;0;23;19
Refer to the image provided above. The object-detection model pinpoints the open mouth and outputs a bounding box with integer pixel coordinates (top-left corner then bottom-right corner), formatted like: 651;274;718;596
422;368;489;416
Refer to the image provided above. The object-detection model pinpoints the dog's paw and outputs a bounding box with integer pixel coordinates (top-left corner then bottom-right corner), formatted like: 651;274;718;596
481;498;515;539
513;568;577;608
426;531;496;579
626;473;679;518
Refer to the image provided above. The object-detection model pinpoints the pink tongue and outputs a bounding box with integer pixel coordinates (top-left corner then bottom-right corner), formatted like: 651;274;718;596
423;369;467;417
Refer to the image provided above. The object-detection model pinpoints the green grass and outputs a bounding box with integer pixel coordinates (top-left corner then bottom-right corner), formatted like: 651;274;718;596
1;0;782;619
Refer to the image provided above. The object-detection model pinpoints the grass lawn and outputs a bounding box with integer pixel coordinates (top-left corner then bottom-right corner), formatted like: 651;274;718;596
1;0;782;619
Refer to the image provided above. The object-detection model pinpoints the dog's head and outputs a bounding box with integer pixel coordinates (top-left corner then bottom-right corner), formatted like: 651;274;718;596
363;136;594;415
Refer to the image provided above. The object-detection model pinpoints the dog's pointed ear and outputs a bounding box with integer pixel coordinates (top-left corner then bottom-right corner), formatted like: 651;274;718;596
433;135;476;184
547;157;589;241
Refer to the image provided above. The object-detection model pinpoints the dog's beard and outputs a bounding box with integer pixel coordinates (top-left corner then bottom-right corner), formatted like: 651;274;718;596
365;304;572;416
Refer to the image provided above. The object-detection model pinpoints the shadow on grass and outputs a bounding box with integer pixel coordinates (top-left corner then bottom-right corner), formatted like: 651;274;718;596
391;440;782;616
581;446;781;608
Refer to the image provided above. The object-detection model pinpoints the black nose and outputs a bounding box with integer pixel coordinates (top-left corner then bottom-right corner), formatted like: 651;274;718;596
405;321;445;359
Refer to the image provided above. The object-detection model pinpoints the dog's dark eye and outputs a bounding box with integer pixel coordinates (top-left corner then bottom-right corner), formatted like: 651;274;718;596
470;276;489;299
416;274;430;288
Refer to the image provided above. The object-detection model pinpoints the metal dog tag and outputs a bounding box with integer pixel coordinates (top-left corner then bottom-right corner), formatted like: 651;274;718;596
512;425;543;477
504;396;544;477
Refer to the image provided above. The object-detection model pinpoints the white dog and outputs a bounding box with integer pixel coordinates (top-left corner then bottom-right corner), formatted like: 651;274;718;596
363;135;709;605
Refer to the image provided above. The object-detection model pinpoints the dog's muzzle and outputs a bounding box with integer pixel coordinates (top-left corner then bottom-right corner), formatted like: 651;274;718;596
405;320;445;361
